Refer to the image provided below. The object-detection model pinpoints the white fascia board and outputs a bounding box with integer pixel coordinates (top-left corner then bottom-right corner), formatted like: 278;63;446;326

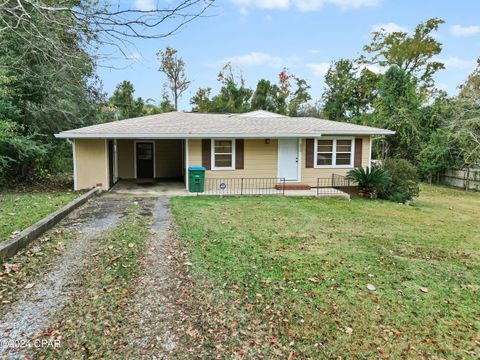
55;133;324;139
320;130;395;135
55;130;394;139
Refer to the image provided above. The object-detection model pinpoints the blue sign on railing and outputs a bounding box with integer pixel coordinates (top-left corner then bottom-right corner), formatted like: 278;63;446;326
219;182;227;190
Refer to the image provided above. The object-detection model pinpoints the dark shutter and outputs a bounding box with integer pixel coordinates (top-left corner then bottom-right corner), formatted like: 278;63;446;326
354;138;363;168
235;139;244;169
305;138;314;168
202;139;211;170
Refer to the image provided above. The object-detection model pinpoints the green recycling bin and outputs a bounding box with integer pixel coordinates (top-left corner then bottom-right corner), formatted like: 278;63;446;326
188;166;206;193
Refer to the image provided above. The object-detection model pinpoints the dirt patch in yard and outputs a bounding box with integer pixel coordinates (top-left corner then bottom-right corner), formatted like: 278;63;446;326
0;195;132;358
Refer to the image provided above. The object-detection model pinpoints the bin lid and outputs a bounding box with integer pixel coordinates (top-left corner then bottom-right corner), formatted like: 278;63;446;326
188;166;206;171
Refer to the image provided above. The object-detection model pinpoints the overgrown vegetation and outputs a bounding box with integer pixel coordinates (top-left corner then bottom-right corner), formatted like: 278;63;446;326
171;185;480;358
380;158;420;203
346;167;390;198
0;1;213;186
2;11;478;189
0;191;78;243
33;203;152;358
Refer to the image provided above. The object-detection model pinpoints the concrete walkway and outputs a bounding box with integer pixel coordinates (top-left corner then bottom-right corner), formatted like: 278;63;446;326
110;179;350;199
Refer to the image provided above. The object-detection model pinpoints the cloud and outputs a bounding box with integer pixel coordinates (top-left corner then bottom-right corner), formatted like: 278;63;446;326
450;24;480;37
329;0;379;10
437;57;476;70
230;0;379;13
134;0;156;11
371;22;408;33
231;0;289;10
307;62;330;77
309;49;321;54
210;52;302;68
128;52;142;61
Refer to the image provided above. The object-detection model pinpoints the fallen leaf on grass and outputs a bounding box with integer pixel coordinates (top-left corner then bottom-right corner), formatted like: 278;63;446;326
4;263;21;274
24;283;35;289
345;327;353;334
366;284;376;291
419;287;429;293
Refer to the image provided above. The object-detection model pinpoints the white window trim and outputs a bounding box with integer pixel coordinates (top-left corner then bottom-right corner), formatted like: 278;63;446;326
211;139;236;171
314;137;355;169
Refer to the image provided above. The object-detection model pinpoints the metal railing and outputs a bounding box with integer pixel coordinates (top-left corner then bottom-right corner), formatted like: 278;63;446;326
332;173;352;188
316;174;354;195
199;178;286;196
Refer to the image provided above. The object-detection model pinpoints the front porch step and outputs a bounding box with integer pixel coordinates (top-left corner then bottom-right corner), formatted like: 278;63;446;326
275;183;312;190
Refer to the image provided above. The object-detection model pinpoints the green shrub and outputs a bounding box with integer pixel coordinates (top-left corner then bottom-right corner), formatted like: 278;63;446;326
346;167;391;198
379;158;420;202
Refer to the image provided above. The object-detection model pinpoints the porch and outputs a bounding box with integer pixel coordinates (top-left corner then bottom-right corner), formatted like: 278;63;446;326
108;177;351;199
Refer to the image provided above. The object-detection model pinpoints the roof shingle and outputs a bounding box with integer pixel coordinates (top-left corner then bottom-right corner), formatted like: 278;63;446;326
55;111;394;139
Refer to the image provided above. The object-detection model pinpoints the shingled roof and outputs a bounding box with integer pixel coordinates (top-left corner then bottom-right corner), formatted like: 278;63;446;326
55;111;394;139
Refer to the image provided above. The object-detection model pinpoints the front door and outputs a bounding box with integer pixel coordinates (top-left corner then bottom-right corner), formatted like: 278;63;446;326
278;139;299;181
136;142;154;179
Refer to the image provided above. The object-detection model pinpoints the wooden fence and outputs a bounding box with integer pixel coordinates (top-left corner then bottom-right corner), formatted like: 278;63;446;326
441;168;480;191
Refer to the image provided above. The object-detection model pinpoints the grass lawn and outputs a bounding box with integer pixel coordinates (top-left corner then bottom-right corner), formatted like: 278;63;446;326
34;203;152;358
171;185;480;358
0;191;79;243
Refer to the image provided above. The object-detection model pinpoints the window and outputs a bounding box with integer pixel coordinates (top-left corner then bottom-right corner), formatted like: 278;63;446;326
315;138;353;168
212;139;235;170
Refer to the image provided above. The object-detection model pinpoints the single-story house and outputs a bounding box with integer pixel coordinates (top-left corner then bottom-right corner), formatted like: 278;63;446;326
55;110;394;191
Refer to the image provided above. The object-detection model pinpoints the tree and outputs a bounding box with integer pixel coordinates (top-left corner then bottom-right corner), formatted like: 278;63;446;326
372;66;424;161
288;77;312;117
250;80;276;112
207;63;253;113
417;129;452;184
458;57;480;104
322;59;357;121
0;1;215;72
159;94;176;113
449;59;480;174
109;81;145;120
276;68;311;116
360;18;445;91
190;88;212;112
322;59;381;122
158;47;191;110
0;0;215;184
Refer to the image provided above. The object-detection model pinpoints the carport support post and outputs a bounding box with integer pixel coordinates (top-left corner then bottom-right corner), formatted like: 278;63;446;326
185;139;189;191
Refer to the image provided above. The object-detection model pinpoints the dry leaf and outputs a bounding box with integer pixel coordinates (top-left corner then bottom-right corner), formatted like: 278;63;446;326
24;283;35;289
366;284;376;291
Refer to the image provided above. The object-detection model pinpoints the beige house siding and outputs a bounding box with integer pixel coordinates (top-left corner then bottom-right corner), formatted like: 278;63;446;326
117;139;134;178
117;139;183;179
74;139;108;190
188;139;278;189
301;136;371;186
155;139;183;178
188;136;371;188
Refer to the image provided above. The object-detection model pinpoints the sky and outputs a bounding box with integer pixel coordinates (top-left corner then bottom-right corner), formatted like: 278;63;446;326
97;0;480;110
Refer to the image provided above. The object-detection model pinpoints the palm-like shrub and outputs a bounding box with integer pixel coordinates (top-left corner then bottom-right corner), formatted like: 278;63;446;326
346;167;391;198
